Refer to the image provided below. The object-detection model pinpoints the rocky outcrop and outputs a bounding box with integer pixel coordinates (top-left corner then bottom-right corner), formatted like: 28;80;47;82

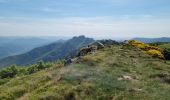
96;40;120;46
78;46;96;56
77;39;120;57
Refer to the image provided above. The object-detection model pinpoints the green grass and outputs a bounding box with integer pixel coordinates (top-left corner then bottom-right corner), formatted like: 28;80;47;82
0;45;170;100
158;43;170;49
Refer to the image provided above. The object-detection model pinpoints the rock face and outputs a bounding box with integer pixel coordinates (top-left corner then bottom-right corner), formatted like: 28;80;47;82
93;42;105;50
97;40;120;46
78;46;96;56
64;58;72;66
77;39;120;57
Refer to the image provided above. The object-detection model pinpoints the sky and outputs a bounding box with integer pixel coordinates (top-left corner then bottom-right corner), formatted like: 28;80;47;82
0;0;170;39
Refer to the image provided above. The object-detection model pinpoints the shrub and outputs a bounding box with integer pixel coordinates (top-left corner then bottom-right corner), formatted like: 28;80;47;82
145;45;163;52
0;61;57;79
163;48;170;60
128;40;147;50
146;50;164;59
53;60;65;68
128;40;164;59
45;62;53;68
37;61;46;70
27;65;38;74
27;61;47;74
0;65;18;79
128;40;144;45
17;68;28;75
128;40;163;51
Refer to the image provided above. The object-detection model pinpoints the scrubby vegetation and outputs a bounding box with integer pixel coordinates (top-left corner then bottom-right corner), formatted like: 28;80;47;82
0;44;170;100
145;50;164;59
163;48;170;60
128;40;165;59
149;42;170;60
158;43;170;60
0;60;64;80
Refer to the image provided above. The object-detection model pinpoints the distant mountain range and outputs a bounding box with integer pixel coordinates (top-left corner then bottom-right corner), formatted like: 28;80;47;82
0;36;94;68
133;37;170;43
0;37;61;59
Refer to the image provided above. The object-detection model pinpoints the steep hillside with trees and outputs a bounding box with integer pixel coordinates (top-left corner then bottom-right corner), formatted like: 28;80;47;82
0;37;58;59
0;36;94;68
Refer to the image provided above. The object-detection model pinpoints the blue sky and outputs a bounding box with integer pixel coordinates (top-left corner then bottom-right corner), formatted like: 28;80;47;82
0;0;170;39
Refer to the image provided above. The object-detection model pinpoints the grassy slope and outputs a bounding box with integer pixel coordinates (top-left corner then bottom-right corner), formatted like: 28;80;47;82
0;45;170;100
158;43;170;49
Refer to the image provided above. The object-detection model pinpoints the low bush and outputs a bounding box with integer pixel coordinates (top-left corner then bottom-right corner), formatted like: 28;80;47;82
163;48;170;60
146;50;164;59
37;61;46;70
0;60;64;79
27;65;38;74
0;65;18;79
128;40;164;59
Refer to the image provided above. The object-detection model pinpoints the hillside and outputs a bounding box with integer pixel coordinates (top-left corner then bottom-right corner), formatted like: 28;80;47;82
0;37;59;59
133;37;170;43
0;36;94;68
151;42;170;61
158;43;170;49
0;44;170;100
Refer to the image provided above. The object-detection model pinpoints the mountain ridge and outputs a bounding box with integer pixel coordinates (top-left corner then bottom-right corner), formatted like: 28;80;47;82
0;36;94;68
0;37;60;59
133;37;170;43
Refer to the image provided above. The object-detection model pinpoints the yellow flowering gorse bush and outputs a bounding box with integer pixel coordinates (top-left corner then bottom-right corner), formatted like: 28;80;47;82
128;40;164;59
